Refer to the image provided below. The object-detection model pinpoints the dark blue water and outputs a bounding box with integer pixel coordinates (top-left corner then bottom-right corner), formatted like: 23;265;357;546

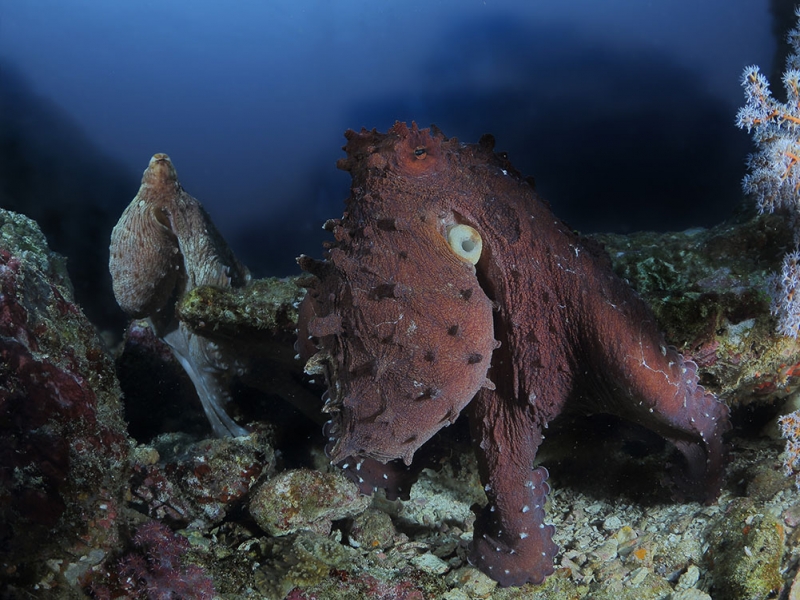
0;0;776;292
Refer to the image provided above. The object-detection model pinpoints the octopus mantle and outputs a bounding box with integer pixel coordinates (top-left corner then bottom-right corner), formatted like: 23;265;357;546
298;123;730;587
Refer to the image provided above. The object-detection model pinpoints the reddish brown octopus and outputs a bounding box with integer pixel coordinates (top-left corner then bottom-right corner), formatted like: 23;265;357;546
297;122;730;587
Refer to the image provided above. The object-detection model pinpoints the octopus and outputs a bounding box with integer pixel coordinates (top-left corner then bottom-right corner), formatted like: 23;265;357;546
297;122;730;587
109;154;251;437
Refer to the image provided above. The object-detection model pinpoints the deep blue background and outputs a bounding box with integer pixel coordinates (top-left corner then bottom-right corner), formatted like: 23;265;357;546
0;0;781;325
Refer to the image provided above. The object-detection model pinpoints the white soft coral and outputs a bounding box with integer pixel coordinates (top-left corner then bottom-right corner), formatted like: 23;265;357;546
737;8;800;338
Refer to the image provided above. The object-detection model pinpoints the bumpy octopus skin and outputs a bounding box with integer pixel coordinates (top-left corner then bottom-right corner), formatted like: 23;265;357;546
298;123;730;587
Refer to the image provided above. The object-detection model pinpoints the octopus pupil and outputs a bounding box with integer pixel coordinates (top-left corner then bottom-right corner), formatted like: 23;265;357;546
414;147;427;158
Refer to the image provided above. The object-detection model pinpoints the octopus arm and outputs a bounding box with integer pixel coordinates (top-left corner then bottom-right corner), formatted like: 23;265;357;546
161;322;249;438
576;275;730;502
468;387;557;587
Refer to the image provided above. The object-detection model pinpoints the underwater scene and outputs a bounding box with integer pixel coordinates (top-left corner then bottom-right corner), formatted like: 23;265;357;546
3;0;800;598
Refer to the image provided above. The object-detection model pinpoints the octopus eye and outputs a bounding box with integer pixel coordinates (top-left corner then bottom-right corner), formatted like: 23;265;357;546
413;146;427;159
447;224;482;265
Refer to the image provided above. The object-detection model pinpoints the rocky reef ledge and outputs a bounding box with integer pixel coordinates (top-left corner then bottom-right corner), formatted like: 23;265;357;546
3;207;800;599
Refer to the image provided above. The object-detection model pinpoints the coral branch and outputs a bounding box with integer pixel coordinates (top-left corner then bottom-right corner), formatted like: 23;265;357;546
779;408;800;489
738;7;800;492
737;8;800;339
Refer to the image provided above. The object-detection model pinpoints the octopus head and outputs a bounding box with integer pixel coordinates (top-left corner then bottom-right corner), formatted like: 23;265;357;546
299;123;498;465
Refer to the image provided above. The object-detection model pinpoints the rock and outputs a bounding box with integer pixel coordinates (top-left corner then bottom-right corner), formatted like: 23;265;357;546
116;320;215;439
590;537;619;562
398;464;485;530
177;277;304;342
444;566;497;597
250;468;370;536
411;552;450;575
629;566;649;586
707;498;784;600
253;531;360;600
0;208;130;596
130;430;274;530
118;278;323;436
676;564;701;590
789;566;800;600
595;215;800;409
783;501;800;527
745;460;791;501
348;508;396;550
671;589;712;600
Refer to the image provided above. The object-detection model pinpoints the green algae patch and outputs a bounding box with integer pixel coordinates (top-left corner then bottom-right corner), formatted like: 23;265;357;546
707;498;785;599
594;215;800;407
177;276;305;341
593;216;785;350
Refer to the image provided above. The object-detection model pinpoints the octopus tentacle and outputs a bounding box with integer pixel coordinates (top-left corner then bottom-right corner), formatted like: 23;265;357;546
468;387;557;587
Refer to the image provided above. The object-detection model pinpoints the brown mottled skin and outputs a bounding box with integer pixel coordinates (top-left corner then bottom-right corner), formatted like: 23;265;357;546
110;154;251;437
298;123;730;587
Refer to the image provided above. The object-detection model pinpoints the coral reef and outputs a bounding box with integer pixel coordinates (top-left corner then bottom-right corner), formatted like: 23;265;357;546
99;201;800;599
8;197;800;597
0;208;129;596
13;96;800;596
297;123;730;586
109;154;251;437
89;521;216;600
